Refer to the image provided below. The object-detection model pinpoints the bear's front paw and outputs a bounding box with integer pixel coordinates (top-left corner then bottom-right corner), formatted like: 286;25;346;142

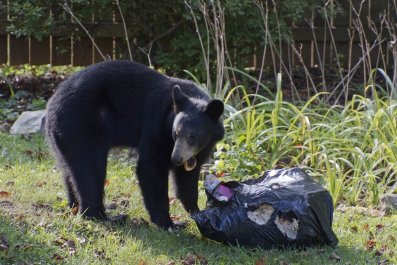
167;220;188;232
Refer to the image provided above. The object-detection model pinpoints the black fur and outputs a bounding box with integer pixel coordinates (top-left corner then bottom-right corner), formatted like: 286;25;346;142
45;60;224;229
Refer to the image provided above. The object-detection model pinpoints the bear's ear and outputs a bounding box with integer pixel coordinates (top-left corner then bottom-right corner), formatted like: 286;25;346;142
172;85;189;113
204;99;224;121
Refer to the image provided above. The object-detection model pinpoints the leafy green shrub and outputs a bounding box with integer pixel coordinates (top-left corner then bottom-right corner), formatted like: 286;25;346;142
211;73;397;207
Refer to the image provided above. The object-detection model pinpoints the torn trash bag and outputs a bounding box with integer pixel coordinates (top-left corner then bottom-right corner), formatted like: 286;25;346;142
192;168;338;248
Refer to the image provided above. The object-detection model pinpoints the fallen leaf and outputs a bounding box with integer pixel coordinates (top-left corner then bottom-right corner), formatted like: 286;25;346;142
363;223;369;232
71;207;79;215
181;253;208;265
216;171;225;177
376;224;384;232
24;149;33;156
16;214;24;221
329;252;341;262
36;181;47;187
366;239;377;251
104;179;110;187
138;260;148;265
0;191;11;198
255;258;266;265
350;225;358;233
0;234;9;252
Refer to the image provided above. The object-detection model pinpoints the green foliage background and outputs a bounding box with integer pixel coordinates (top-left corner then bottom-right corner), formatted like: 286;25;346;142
0;0;326;75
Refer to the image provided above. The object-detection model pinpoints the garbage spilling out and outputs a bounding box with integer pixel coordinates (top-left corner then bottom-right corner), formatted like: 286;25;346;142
193;168;339;248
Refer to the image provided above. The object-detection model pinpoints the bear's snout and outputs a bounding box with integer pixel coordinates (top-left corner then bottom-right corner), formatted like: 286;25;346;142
171;153;184;166
171;138;196;167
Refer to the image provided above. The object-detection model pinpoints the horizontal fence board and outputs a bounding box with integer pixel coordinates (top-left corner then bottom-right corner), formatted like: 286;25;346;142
9;36;29;65
52;37;71;66
31;37;50;65
94;37;114;62
73;37;94;66
0;35;6;64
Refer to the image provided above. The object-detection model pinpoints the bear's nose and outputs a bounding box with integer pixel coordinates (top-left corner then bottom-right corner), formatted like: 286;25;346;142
171;155;184;166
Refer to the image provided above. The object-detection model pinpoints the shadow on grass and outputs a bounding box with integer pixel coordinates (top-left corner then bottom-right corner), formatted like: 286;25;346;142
99;216;379;264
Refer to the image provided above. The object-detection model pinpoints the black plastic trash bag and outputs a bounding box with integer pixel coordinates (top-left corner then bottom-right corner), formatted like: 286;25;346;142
192;168;338;248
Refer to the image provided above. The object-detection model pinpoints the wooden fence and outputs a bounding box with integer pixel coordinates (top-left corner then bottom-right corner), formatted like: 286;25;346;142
0;0;394;68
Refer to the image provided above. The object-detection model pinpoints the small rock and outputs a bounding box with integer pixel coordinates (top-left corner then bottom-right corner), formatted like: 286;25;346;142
380;194;397;213
0;123;11;133
10;110;46;135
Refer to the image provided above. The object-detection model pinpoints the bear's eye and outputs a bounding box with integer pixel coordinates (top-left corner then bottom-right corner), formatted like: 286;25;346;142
187;134;195;144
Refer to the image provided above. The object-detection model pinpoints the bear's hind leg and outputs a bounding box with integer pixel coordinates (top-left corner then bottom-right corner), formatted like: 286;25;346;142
64;174;78;208
54;133;110;220
69;148;108;220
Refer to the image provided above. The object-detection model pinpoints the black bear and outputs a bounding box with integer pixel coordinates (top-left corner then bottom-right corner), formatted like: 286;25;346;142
45;60;224;229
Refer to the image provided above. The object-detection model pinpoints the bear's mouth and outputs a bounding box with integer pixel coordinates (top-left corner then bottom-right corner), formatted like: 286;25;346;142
184;157;197;171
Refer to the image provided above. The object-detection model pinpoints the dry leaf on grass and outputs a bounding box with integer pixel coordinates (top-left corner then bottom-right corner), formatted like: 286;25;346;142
376;224;384;232
350;225;358;233
71;207;79;215
181;253;208;265
104;179;110;187
366;239;377;251
0;191;11;198
255;258;267;265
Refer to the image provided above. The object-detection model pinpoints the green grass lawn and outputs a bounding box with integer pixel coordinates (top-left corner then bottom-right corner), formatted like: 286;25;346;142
0;133;396;265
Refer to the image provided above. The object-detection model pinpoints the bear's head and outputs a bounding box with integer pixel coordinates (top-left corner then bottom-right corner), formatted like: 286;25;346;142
171;85;224;171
